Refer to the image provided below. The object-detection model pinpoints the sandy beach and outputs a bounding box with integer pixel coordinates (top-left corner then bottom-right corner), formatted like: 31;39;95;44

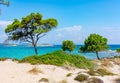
0;59;120;83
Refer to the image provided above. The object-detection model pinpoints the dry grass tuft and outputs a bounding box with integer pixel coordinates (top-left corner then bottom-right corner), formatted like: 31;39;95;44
87;69;96;76
39;78;49;82
74;74;88;82
87;68;114;76
111;58;120;65
58;79;67;83
28;67;42;75
96;68;114;76
100;59;113;67
62;62;75;71
66;73;72;77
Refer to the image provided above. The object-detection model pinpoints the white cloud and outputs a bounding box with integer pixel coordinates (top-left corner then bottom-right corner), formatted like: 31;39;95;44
40;25;120;44
0;20;12;28
0;20;12;42
55;25;82;38
56;25;82;32
39;25;84;44
93;26;120;44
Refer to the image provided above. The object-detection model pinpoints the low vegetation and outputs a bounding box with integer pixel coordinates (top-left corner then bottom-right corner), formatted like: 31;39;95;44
20;50;94;69
0;58;7;61
87;69;96;76
114;56;120;58
96;68;114;76
87;68;114;76
74;74;88;82
66;73;72;77
58;80;67;83
28;67;42;75
39;78;49;82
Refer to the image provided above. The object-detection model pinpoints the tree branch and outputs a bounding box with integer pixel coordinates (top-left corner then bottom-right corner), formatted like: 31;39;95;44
35;33;46;45
38;33;46;39
25;39;32;43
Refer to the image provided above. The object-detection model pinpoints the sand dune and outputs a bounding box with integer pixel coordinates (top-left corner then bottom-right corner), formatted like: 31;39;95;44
0;59;120;83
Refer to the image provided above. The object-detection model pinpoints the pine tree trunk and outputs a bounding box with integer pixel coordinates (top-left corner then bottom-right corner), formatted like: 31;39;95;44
96;51;100;60
33;44;38;56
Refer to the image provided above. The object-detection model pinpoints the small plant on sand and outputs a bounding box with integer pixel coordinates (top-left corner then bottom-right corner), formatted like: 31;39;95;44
74;74;88;82
87;69;96;76
28;67;42;75
39;78;49;82
111;58;120;65
96;68;114;76
66;73;72;77
87;77;103;83
100;59;113;67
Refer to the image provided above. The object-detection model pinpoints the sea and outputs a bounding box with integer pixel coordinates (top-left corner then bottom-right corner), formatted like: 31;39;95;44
0;45;120;60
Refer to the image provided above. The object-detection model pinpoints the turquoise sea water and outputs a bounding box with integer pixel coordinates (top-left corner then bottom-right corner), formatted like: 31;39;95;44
0;45;120;59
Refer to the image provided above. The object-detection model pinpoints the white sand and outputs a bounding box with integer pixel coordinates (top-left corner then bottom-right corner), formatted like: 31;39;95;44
0;59;119;83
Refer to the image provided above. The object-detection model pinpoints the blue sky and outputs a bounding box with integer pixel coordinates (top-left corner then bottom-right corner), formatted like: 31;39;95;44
0;0;120;44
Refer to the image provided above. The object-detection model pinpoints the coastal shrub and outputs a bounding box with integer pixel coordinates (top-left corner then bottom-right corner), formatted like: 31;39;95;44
12;58;20;61
87;77;103;83
74;74;88;82
20;56;40;64
0;58;7;61
20;50;94;69
114;56;120;58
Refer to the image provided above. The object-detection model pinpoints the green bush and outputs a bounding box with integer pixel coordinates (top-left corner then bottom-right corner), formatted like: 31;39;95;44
114;56;120;58
20;50;94;69
74;74;88;82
